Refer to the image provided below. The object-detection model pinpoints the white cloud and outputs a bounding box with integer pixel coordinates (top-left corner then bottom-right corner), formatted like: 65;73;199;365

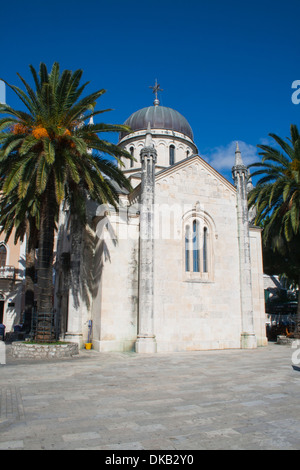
203;140;259;172
258;136;274;146
0;81;5;104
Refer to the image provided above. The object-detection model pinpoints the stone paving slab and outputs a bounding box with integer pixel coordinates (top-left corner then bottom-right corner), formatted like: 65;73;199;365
0;343;299;450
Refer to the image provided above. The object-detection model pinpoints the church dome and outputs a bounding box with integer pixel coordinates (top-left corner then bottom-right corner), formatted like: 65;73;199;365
120;105;194;141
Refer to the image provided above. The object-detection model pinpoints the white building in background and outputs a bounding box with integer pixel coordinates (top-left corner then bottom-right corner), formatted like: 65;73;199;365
55;86;267;352
0;82;26;332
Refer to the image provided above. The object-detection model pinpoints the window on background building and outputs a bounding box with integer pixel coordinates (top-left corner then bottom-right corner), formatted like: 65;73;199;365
169;145;175;166
0;245;7;267
130;147;134;168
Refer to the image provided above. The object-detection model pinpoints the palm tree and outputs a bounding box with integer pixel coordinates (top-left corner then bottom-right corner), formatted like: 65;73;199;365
248;124;300;336
0;62;132;341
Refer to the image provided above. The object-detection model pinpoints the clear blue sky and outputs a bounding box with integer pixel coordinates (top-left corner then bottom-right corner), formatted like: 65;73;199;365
1;0;299;181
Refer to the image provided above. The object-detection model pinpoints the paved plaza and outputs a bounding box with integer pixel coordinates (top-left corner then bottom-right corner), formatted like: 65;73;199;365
0;342;299;450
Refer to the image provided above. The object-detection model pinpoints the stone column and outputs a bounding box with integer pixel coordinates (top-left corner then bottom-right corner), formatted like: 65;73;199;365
135;125;157;353
64;215;84;347
232;143;257;349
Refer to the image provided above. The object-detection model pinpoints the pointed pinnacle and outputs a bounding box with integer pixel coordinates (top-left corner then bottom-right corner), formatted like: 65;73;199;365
145;122;154;148
234;141;245;167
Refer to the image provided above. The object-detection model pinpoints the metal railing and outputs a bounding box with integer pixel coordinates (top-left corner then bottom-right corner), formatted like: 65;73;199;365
31;309;60;343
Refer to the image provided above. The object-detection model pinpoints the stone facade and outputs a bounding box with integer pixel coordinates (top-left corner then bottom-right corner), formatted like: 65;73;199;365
153;157;241;351
54;100;268;353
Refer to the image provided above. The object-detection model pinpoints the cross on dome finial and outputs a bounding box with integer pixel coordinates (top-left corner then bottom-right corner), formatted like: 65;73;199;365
149;79;163;106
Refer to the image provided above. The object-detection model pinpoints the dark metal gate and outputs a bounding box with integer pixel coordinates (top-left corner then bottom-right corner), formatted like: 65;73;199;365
31;309;60;343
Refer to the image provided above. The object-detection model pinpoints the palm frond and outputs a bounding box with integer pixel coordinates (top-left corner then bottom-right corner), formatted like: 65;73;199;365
0;61;132;259
250;125;300;249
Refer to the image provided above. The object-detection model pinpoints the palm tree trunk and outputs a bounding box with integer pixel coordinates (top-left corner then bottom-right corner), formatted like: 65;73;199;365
24;244;35;334
35;182;56;342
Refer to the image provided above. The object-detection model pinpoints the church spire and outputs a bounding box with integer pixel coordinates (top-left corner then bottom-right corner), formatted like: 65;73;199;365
234;141;246;168
136;122;157;354
232;141;248;187
232;140;257;349
145;122;154;148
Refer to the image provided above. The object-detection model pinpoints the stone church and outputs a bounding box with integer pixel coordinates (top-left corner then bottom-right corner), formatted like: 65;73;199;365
54;87;267;353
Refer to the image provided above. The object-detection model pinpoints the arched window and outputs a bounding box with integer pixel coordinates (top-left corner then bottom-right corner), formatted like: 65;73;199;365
192;220;200;273
183;215;214;281
0;245;7;267
130;147;134;168
169;145;175;166
186;150;190;158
